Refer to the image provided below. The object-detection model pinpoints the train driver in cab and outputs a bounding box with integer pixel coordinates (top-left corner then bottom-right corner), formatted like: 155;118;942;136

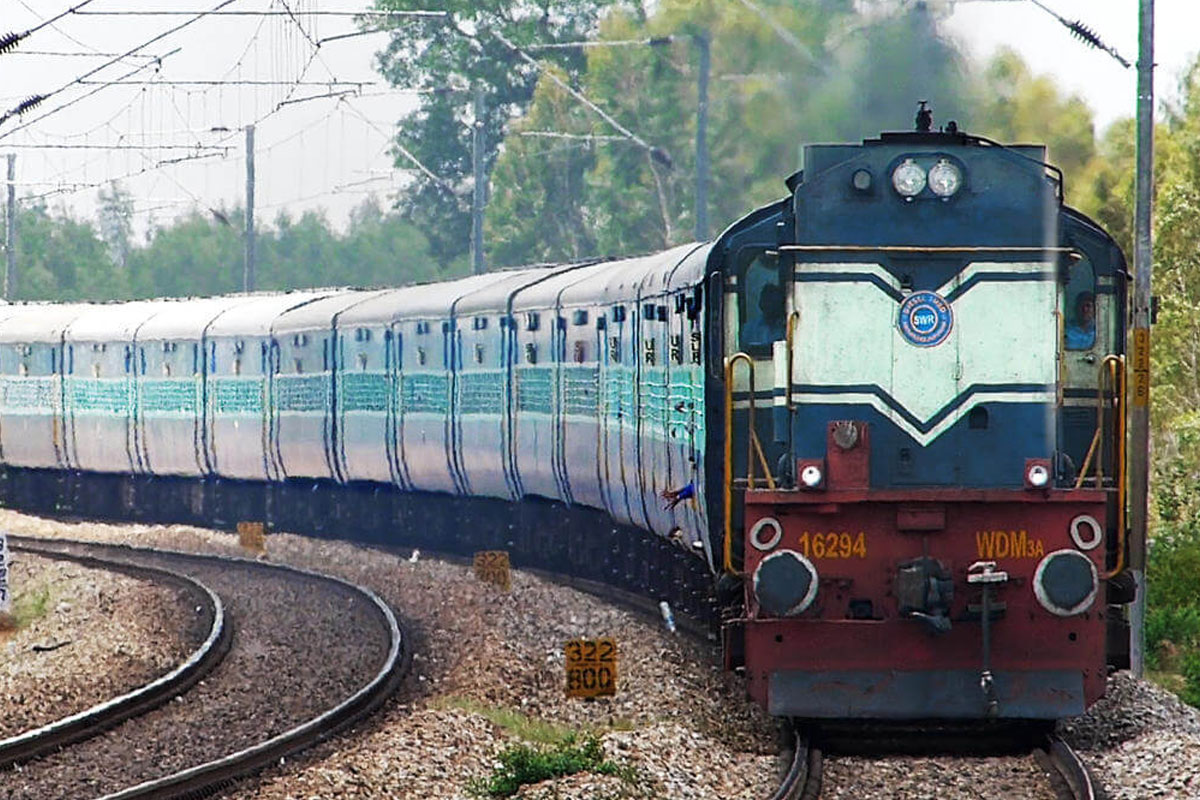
1066;290;1096;350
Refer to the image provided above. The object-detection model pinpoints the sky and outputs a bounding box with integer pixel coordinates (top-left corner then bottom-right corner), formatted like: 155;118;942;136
0;0;1195;236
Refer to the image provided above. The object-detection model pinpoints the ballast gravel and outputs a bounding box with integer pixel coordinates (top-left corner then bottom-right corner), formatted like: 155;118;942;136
0;552;197;739
3;508;1199;798
0;527;388;799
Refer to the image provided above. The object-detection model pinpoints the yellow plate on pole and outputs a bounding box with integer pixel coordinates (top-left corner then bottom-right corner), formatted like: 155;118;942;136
564;637;618;698
473;550;511;591
237;521;267;554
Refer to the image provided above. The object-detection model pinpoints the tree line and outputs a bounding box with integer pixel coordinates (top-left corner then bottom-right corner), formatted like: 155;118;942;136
3;193;448;303
6;3;1200;675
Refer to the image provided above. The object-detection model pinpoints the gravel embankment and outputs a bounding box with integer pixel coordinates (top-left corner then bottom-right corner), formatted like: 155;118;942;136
0;510;782;799
9;508;1198;799
1061;670;1200;798
0;529;389;799
0;552;199;739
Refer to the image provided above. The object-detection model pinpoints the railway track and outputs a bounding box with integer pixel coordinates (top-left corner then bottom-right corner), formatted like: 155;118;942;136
1039;733;1098;800
0;536;409;800
769;728;823;800
813;724;1100;800
0;543;230;769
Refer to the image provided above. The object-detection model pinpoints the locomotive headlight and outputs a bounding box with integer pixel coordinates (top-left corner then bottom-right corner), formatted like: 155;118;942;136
753;549;819;617
891;159;927;197
1033;549;1098;616
928;159;962;197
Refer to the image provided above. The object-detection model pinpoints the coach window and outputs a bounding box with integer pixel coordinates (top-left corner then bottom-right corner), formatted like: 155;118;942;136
1064;256;1096;351
739;250;785;354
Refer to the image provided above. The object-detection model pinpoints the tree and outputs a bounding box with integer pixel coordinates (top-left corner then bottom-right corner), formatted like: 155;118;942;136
97;181;134;270
969;48;1099;207
126;209;243;299
484;0;976;261
13;201;127;302
373;0;636;268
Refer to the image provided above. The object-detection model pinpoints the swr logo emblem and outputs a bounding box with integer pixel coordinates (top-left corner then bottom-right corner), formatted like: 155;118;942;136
898;290;953;347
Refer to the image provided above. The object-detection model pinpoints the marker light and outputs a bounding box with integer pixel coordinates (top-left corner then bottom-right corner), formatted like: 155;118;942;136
928;159;962;197
1027;463;1050;488
800;464;823;488
891;159;927;197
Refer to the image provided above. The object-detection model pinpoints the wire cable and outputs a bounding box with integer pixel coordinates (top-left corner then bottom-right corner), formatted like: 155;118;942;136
2;1;100;55
1027;0;1130;68
491;30;671;168
0;0;241;133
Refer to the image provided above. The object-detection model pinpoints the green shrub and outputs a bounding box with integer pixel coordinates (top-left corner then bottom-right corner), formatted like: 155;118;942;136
467;734;639;799
1181;648;1200;707
1146;604;1200;670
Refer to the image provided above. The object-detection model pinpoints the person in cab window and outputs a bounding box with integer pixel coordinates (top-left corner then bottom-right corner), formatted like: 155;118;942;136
1065;291;1096;350
742;283;785;349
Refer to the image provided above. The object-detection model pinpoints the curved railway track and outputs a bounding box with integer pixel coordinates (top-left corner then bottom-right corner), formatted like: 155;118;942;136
1040;733;1099;800
0;543;229;769
0;536;409;800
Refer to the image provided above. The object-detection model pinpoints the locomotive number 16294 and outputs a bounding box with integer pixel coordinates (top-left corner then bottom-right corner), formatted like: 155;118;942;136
797;531;868;559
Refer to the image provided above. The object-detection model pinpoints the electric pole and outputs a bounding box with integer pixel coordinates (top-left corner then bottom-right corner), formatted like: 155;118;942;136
244;125;256;293
1129;0;1154;678
694;30;710;242
472;89;486;275
5;154;15;300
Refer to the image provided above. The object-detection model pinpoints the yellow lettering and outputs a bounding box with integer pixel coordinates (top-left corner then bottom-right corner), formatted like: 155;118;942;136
996;531;1010;559
1034;539;1044;558
976;530;994;559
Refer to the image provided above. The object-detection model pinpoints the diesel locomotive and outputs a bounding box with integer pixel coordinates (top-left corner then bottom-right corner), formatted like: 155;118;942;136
0;117;1129;722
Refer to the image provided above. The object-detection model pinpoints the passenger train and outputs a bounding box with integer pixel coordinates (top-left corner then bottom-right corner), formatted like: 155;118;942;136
0;117;1131;721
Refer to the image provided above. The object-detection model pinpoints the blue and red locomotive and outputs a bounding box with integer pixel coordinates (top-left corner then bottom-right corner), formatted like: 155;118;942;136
0;118;1128;721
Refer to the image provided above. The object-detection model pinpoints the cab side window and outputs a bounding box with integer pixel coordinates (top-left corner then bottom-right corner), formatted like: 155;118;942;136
1064;256;1096;351
739;252;784;354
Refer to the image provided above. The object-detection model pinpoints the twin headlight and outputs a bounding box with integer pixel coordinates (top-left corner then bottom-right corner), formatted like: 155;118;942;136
890;158;963;199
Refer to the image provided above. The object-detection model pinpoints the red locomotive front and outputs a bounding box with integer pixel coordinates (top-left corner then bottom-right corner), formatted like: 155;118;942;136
714;126;1130;720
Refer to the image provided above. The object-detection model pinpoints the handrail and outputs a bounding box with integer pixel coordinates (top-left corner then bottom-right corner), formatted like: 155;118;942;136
724;352;752;576
1102;354;1126;579
723;352;776;576
785;311;801;411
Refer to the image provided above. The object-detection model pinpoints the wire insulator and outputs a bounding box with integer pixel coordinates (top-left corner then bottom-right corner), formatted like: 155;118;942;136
1068;20;1102;50
15;95;45;115
0;31;25;55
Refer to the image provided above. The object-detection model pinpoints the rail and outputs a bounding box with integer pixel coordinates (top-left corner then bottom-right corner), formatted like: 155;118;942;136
1039;733;1097;800
764;727;822;800
0;542;230;769
5;537;409;800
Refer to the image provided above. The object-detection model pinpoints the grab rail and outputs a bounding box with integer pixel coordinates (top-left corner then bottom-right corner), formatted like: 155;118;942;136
723;353;776;576
785;311;800;411
1102;354;1126;579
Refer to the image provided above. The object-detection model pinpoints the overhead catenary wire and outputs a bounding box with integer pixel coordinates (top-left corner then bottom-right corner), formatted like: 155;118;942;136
0;47;184;138
340;100;455;192
491;30;671;168
0;0;241;134
1027;0;1130;68
68;10;448;18
1;1;99;55
732;0;826;74
523;36;675;50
